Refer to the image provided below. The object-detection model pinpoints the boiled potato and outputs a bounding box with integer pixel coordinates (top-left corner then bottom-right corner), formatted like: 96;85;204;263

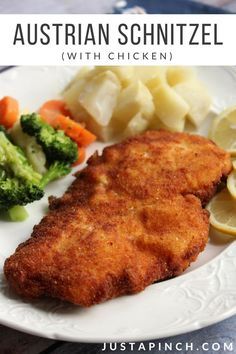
152;83;189;132
63;67;93;92
146;75;166;93
123;112;149;137
79;71;121;126
63;71;92;122
63;65;212;140
113;81;155;125
83;119;114;142
167;67;196;86
174;81;211;126
149;115;172;131
95;66;134;87
135;66;166;83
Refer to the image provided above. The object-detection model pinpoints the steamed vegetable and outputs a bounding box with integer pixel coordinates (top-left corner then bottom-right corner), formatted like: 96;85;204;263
10;121;47;174
39;161;71;188
73;146;86;166
38;100;71;124
0;93;94;222
47;114;96;147
8;205;29;222
20;113;79;186
38;99;96;147
21;113;78;165
0;127;43;221
0;96;19;129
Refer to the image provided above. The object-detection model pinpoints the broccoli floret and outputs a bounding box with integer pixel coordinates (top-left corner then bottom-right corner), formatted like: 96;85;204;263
0;125;7;134
39;161;72;189
0;124;13;141
0;131;44;220
0;130;42;185
0;114;78;222
10;121;47;174
0;175;44;210
21;113;78;165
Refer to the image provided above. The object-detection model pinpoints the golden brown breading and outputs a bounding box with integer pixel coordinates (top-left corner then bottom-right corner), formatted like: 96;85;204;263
4;130;232;306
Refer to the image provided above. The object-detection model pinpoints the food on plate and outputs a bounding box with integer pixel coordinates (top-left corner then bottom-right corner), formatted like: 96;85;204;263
174;81;212;127
207;189;236;236
207;108;236;236
63;72;93;123
9;119;47;175
152;83;189;132
10;121;47;174
79;71;121;127
4;130;231;306
0;111;78;222
0;126;43;221
74;146;86;166
209;105;236;155
0;93;96;222
95;66;135;87
133;66;167;83
42;113;96;148
112;81;155;124
0;96;19;129
63;66;211;141
18;113;77;190
38;99;71;125
21;113;78;165
146;75;165;92
227;170;236;199
166;66;196;86
123;112;149;137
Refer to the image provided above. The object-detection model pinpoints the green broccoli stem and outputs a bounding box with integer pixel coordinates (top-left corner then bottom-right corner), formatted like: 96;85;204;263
8;205;29;222
0;131;42;184
39;161;72;189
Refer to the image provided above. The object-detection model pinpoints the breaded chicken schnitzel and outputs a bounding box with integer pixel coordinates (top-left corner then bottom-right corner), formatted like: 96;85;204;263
4;130;232;306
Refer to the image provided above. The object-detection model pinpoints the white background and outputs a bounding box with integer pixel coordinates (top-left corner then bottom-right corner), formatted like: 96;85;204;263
0;14;234;65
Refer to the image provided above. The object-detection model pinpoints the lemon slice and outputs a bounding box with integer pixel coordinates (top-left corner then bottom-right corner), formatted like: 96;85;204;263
210;106;236;155
207;188;236;236
227;170;236;199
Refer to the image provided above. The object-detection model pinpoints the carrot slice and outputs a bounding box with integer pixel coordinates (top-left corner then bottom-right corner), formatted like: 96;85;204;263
39;100;71;124
73;147;86;166
50;114;96;147
39;100;96;147
0;96;19;129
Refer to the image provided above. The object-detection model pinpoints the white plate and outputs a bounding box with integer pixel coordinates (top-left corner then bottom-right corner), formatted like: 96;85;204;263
0;66;235;343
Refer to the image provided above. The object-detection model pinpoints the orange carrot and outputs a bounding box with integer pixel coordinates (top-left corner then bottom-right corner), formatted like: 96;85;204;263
50;114;96;147
73;147;86;166
0;96;19;129
39;100;71;124
39;100;96;147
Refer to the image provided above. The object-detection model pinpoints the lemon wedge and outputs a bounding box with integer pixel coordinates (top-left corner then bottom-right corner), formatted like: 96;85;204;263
207;188;236;236
232;159;236;169
227;170;236;199
210;106;236;155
